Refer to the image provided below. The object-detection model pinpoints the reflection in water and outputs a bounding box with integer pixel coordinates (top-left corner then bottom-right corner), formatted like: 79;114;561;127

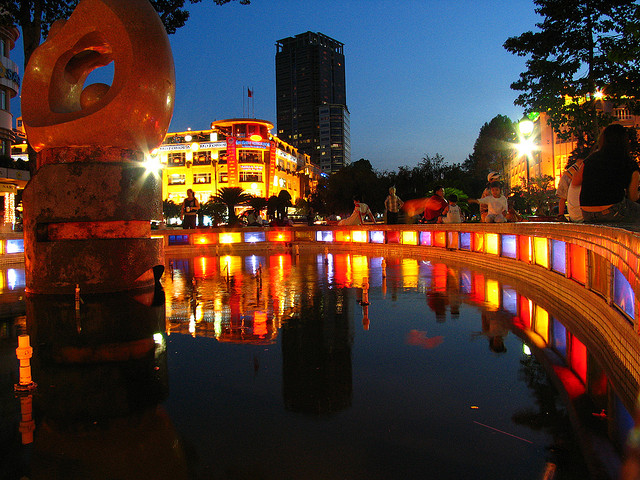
2;251;636;478
10;287;190;480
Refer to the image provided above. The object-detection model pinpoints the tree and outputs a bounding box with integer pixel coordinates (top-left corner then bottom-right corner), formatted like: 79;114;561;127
503;0;638;158
211;187;252;225
465;115;517;182
0;0;249;69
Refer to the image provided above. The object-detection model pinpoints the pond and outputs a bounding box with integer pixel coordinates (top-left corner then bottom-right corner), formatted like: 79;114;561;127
0;251;624;479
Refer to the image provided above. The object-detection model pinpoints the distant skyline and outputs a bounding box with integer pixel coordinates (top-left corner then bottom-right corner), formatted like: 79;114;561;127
10;0;540;172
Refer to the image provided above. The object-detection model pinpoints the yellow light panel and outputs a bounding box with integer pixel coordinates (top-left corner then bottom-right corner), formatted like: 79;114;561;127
352;231;368;243
485;233;499;255
401;231;418;245
219;232;241;244
533;237;549;268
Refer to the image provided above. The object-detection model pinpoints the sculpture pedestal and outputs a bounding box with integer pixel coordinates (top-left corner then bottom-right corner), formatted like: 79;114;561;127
23;148;163;295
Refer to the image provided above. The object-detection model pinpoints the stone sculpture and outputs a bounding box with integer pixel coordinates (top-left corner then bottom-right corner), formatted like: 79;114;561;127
21;0;175;294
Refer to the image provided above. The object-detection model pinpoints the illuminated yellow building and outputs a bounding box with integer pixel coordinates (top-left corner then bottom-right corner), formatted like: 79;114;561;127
509;100;640;189
156;118;321;206
2;25;28;230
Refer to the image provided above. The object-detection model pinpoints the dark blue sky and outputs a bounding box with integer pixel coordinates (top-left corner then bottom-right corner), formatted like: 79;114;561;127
11;0;540;171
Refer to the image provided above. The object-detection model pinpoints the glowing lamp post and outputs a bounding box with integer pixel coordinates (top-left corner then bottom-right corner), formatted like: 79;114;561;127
518;118;536;188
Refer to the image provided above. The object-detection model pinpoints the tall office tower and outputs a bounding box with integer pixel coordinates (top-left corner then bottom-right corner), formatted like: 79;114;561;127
276;32;351;174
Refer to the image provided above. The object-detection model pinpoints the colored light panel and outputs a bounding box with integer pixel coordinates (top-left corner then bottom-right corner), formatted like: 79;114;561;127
370;230;385;244
294;230;314;241
485;233;499;255
244;231;266;243
552;319;567;358
433;231;446;247
335;230;352;242
460;269;472;294
267;230;292;242
486;279;500;310
551;239;566;274
168;235;189;246
193;233;217;245
613;267;635;320
534;306;549;344
569;335;587;384
316;230;334;242
402;231;418;245
569;244;586;284
472;232;484;252
419;231;432;246
6;268;25;290
401;258;419;288
502;287;518;315
459;232;471;250
447;231;458;249
501;234;517;259
533;237;549;268
516;296;532;330
6;239;23;253
518;235;532;263
387;230;401;244
219;232;241;244
352;231;368;243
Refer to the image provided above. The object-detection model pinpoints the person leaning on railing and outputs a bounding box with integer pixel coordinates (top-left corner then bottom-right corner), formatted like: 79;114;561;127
574;124;640;224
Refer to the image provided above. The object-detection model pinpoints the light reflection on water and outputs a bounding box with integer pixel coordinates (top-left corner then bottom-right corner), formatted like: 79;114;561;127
160;253;593;479
0;252;626;479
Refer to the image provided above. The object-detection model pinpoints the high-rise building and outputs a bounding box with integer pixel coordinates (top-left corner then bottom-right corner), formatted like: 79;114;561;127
276;32;350;174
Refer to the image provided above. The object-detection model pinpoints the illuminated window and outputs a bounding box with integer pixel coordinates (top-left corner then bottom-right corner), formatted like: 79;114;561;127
238;150;264;163
168;151;186;166
168;174;186;185
239;171;263;182
193;173;211;184
193;151;212;165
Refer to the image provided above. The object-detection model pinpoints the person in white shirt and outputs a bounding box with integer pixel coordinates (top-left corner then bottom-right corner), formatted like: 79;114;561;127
442;193;463;223
469;182;508;223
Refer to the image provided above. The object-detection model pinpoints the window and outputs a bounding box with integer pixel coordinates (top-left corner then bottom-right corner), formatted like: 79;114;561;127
193;151;211;165
168;152;186;166
168;174;186;185
220;174;228;183
0;90;5;111
193;173;211;184
240;171;262;182
239;150;263;163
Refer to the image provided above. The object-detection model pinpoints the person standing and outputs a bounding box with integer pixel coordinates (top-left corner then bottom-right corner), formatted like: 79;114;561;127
384;186;404;224
577;124;640;223
181;189;200;229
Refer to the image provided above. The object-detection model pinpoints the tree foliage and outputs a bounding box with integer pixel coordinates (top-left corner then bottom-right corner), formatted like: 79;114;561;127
503;0;639;158
464;115;517;183
211;186;252;225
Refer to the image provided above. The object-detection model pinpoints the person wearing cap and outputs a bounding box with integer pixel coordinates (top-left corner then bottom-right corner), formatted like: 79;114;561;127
480;172;501;222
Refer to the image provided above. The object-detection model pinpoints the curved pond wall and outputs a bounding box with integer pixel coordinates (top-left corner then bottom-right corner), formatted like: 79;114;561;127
149;223;640;414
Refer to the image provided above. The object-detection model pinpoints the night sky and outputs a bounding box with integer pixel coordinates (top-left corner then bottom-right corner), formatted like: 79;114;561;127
10;0;540;171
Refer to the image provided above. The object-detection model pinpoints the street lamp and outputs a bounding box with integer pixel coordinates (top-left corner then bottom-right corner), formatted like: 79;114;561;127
517;118;537;188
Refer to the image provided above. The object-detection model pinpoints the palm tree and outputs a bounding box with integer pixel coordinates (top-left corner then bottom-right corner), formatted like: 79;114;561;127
212;187;253;225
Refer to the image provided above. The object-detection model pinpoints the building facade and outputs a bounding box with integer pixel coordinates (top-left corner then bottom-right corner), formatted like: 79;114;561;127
276;32;350;174
508;102;640;189
1;25;27;230
156;118;321;210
